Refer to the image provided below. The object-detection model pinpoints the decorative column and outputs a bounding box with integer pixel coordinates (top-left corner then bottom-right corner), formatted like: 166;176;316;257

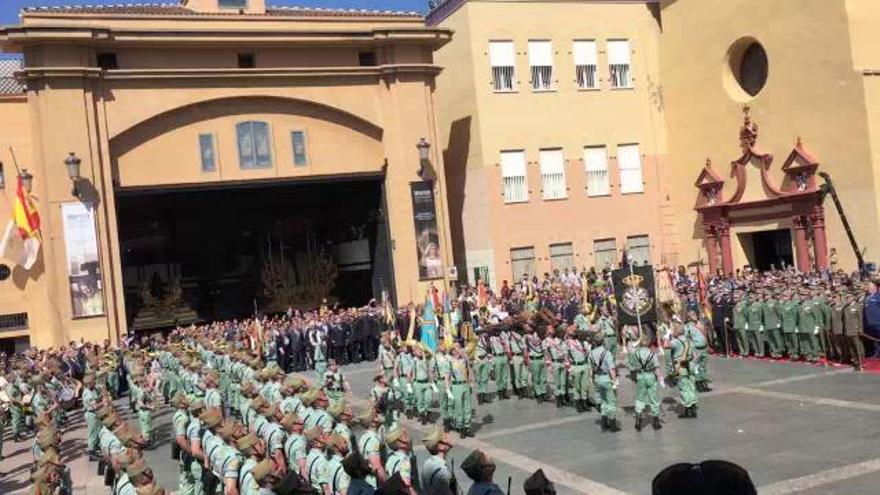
704;225;719;274
719;222;733;276
811;207;828;270
793;215;811;272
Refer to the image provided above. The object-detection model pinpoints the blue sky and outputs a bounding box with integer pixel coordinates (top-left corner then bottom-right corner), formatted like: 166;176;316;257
1;0;429;24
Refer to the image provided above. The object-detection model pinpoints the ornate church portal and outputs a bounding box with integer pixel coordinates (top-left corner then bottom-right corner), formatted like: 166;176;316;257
694;108;828;275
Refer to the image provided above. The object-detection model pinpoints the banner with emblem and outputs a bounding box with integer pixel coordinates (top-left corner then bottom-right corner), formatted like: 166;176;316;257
611;265;656;325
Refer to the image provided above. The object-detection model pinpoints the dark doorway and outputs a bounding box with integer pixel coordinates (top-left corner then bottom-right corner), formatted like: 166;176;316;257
115;177;393;331
749;229;794;271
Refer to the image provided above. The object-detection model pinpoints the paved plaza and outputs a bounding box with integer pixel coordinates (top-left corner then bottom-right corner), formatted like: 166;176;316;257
2;356;879;495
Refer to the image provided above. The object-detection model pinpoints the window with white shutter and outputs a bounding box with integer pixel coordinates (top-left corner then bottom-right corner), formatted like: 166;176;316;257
573;40;598;89
511;246;536;281
500;150;528;203
593;238;617;270
550;242;575;271
626;235;651;266
617;143;643;194
608;39;632;88
528;40;554;91
583;146;610;196
539;148;566;200
489;41;516;92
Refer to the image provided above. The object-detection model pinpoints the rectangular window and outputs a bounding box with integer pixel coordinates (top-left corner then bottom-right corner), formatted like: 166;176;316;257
199;134;216;172
593;238;617;271
617;144;643;194
500;150;528;203
358;51;377;67
626;235;651;266
97;52;118;70
237;121;272;169
510;246;536;282
472;266;490;287
573;40;598;89
219;0;248;8
584;145;610;196
550;242;574;272
539;148;566;200
608;39;632;88
489;41;516;92
238;52;256;69
291;131;308;167
528;40;554;91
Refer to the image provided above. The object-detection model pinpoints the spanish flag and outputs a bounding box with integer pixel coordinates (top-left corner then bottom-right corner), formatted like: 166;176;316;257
0;176;41;270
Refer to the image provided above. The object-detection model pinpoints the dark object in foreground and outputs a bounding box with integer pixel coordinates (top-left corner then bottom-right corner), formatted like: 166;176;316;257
652;460;756;495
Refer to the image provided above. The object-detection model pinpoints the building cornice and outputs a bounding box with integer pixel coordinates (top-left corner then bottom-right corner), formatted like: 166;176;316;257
426;0;659;26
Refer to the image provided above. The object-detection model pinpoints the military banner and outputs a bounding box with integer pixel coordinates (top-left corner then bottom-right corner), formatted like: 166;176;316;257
611;264;656;325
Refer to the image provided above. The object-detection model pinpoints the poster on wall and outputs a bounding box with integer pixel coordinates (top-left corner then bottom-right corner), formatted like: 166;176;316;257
62;203;105;317
411;181;444;280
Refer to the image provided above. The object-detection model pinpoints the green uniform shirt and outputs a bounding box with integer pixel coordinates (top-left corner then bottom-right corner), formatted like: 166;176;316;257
385;450;412;484
798;300;820;334
763;301;782;329
733;301;749;330
327;453;350;495
284;432;307;469
421;454;452;495
781;301;799;333
747;302;765;330
628;347;659;373
306;448;329;491
844;301;864;336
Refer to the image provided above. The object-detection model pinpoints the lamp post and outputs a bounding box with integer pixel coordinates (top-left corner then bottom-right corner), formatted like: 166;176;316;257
64;152;82;199
416;137;431;181
19;168;33;194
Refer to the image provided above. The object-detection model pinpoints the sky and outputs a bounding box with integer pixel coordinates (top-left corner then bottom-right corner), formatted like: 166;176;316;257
0;0;430;24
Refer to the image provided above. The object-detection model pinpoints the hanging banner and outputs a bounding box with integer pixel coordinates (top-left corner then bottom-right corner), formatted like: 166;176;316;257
611;264;656;325
62;203;105;317
410;181;443;280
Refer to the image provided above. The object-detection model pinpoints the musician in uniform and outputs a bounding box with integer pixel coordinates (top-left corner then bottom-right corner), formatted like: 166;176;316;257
421;426;455;495
628;335;662;431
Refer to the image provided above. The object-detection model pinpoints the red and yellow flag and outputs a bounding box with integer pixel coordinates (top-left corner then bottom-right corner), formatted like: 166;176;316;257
0;176;41;270
14;176;40;240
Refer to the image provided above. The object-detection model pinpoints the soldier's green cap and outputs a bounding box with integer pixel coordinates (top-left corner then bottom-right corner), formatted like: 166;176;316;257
135;483;165;495
460;449;488;480
383;426;404;446
327;400;346;418
126;458;149;479
236;432;259;451
36;429;57;449
96;405;112;419
250;459;274;484
188;399;206;413
356;407;379;425
422;426;448;450
37;451;63;468
300;388;319;406
171;393;189;409
280;412;303;431
199;408;223;429
304;426;325;443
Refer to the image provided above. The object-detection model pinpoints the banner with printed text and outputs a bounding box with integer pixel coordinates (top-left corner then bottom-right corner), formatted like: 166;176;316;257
411;181;443;280
62;203;105;317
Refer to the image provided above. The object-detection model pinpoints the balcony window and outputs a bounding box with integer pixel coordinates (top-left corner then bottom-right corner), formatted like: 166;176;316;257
573;40;598;89
539;148;566;200
528;40;554;91
608;39;632;88
236;121;272;169
500;150;528;203
584;145;610;196
199;134;216;172
489;41;516;92
617;143;643;194
511;246;536;282
626;235;651;266
593;238;617;270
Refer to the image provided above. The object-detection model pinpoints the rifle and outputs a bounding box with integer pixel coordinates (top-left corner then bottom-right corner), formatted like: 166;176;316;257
506;476;512;495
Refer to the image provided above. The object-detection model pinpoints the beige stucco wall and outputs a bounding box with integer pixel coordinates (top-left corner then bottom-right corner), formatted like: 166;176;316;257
433;0;671;287
660;0;880;271
0;9;454;346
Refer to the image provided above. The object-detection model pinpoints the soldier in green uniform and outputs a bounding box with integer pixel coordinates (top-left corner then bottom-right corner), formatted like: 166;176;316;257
280;412;307;479
5;371;25;442
421;427;455;495
322;360;348;406
132;374;156;449
746;292;766;357
504;325;528;397
628;335;662;431
597;308;618;358
798;289;821;362
170;394;194;495
395;344;416;416
82;374;101;460
544;325;568;407
431;343;454;429
488;326;510;400
669;323;698;419
564;326;591;412
473;332;491;405
525;325;547;401
412;345;433;424
356;408;387;487
378;336;397;383
304;426;330;494
328;402;354;455
781;291;800;360
184;399;206;495
384;427;416;495
763;291;784;358
589;334;620;432
448;343;474;438
733;291;750;357
683;312;711;392
237;434;266;495
326;433;351;495
814;289;832;359
830;293;846;364
843;291;866;371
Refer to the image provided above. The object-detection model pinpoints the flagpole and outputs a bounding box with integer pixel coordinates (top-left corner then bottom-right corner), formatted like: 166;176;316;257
629;251;643;340
8;146;22;176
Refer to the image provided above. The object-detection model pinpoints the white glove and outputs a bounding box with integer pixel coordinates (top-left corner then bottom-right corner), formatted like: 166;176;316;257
612;379;619;390
446;389;454;400
745;323;749;330
659;376;667;388
759;325;764;333
406;383;413;394
430;383;438;394
814;326;820;335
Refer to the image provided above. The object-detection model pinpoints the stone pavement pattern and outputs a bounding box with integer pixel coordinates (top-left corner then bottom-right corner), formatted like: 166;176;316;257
2;357;879;494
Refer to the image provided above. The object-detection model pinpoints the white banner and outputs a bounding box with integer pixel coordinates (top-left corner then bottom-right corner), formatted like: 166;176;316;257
62;203;105;317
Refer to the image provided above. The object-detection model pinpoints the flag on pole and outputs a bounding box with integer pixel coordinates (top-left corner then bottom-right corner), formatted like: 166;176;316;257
0;176;41;270
696;264;713;321
443;290;455;347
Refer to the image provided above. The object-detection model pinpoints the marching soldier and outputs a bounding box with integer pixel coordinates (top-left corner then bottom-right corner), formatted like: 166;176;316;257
746;292;765;357
322;360;348;406
395;344;416;417
448;343;474;438
489;326;511;400
683;312;711;392
412;345;434;424
589;334;620;432
132;374;156;449
431;343;454;430
82;374;101;460
280;412;307;479
473;331;491;405
843;291;866;371
733;291;750;356
328;401;355;454
356;408;387;487
503;324;528;397
798;289;821;362
628;335;662;431
763;291;784;359
597;307;618;358
563;326;591;412
669;323;698;419
384;426;417;495
525;325;547;402
304;426;331;495
421;427;455;495
326;433;352;495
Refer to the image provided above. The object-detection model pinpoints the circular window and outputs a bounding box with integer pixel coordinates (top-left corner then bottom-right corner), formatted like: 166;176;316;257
723;37;769;101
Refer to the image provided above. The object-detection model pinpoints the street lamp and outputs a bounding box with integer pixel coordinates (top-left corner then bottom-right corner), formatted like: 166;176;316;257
19;168;33;194
64;152;83;199
416;137;431;180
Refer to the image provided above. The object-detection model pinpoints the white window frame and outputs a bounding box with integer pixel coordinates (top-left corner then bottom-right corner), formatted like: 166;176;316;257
500;150;528;203
528;40;554;91
511;246;536;282
607;39;633;89
583;145;610;196
593;238;617;271
573;40;598;90
489;41;517;92
626;235;651;266
617;143;644;194
539;148;567;200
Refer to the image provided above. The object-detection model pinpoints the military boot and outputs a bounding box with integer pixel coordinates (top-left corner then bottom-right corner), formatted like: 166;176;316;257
652;416;662;430
635;413;643;431
608;419;621;433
